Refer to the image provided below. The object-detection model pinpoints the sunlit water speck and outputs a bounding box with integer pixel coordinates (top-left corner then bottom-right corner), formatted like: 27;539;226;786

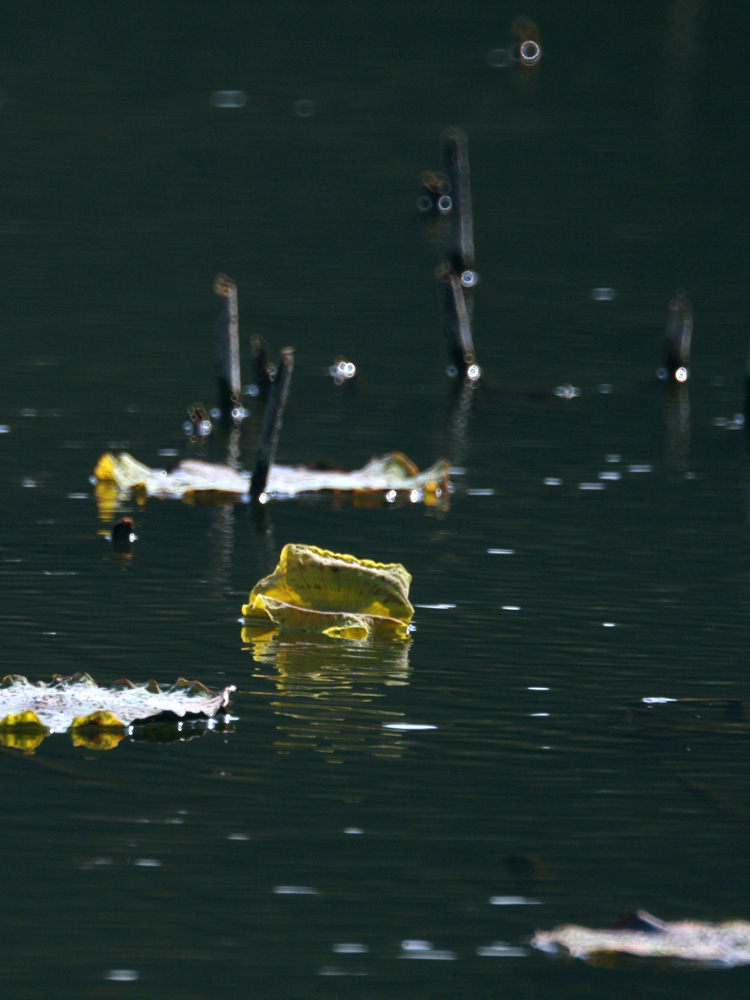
104;969;139;982
489;896;541;906
383;723;437;731
273;885;319;895
476;942;530;958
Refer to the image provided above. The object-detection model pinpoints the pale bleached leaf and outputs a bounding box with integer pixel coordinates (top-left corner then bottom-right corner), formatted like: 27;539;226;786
93;451;450;505
532;911;750;966
0;672;235;733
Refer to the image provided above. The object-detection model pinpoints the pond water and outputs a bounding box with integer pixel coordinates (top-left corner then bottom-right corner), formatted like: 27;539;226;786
2;1;750;996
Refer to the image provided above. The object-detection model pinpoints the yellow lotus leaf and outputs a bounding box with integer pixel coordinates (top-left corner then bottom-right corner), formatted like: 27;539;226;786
0;710;49;731
242;544;413;640
71;710;126;730
0;711;50;753
93;451;152;488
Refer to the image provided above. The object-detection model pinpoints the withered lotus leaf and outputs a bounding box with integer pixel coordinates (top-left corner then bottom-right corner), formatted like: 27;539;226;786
93;451;450;506
0;673;235;736
532;911;750;966
242;544;414;640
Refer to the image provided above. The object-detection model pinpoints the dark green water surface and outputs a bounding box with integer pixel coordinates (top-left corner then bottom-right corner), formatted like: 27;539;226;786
2;2;750;996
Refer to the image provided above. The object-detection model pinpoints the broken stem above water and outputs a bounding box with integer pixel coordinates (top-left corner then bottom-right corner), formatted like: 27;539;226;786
214;274;242;426
250;347;294;501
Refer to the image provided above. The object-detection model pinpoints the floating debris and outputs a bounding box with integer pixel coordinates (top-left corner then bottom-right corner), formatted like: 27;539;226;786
110;516;136;555
185;401;213;439
93;451;450;508
329;357;357;384
532;911;750;966
417;169;451;213
242;543;414;640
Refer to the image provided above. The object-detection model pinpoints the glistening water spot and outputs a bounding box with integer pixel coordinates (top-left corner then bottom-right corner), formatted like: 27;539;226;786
211;90;247;107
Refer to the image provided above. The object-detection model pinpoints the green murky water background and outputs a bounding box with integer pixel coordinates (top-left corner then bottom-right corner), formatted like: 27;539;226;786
2;2;750;996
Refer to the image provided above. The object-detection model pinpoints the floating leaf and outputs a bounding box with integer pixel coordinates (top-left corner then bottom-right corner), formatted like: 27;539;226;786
532;911;750;966
0;673;235;750
242;544;414;640
93;450;450;508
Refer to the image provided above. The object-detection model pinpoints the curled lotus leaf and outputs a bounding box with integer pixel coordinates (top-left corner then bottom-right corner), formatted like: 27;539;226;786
532;911;750;966
93;450;450;506
242;544;414;640
0;672;235;735
0;711;49;752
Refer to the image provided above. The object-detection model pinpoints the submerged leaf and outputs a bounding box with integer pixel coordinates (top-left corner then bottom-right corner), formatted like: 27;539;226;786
0;673;235;737
242;544;414;640
93;450;450;507
532;911;750;966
